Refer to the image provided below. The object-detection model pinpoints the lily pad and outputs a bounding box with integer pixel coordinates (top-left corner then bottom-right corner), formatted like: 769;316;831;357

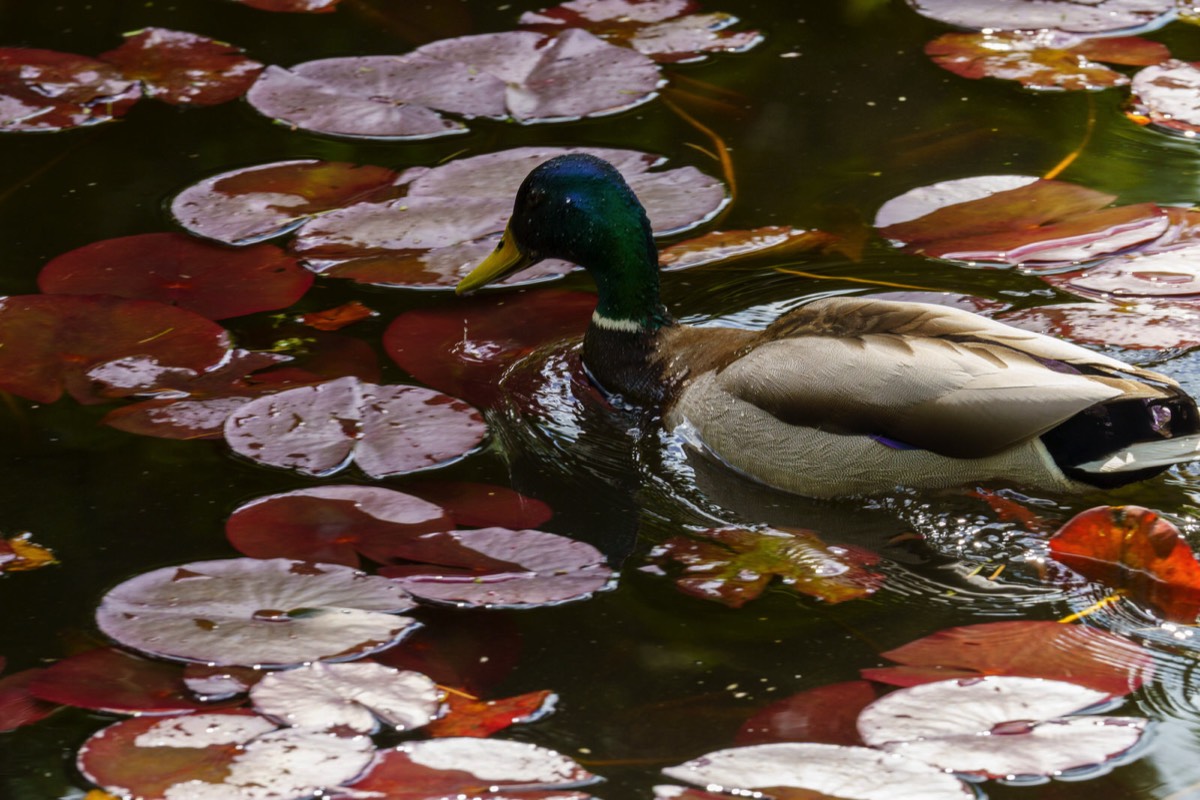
0;533;57;573
857;676;1147;779
1060;244;1200;298
39;233;312;319
663;742;974;800
77;710;374;800
236;0;341;11
26;647;216;714
658;227;837;271
184;664;263;700
0;294;231;404
95;558;419;667
372;611;523;695
250;662;442;733
860;620;1153;695
427;688;557;738
378;527;613;608
649;526;883;608
98;28;264;105
404;481;554;529
736;681;878;747
1049;505;1200;622
905;0;1176;34
0;667;59;732
337;738;599;799
170;159;401;245
224;376;487;478
1128;60;1200;137
225;486;453;567
1000;300;1200;350
299;300;377;330
0;48;140;132
925;31;1168;91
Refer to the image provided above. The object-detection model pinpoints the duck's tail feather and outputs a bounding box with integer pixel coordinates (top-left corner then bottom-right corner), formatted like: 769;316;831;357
1075;434;1200;474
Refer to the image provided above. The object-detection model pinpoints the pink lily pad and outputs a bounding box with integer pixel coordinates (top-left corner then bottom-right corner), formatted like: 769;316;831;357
1129;60;1200;136
98;28;264;106
905;0;1176;34
39;233;312;319
0;294;231;404
225;485;453;567
236;0;341;11
184;663;264;700
224;376;487;478
170;159;401;245
0;667;59;732
1000;301;1200;350
384;288;596;407
736;681;878;747
77;710;375;800
26;647;218;714
0;48;140;132
404;481;553;529
658;227;837;271
1061;244;1200;298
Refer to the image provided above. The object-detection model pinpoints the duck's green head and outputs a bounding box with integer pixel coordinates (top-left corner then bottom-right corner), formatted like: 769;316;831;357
456;154;667;329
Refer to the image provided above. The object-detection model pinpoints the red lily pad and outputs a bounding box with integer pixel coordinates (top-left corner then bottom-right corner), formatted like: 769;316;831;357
337;738;598;800
1128;60;1200;137
98;28;263;106
649;527;883;608
1058;244;1200;298
170;159;401;245
372;611;522;696
384;288;596;407
0;48;140;132
39;233;312;319
926;31;1168;91
0;667;59;732
1049;505;1200;622
379;527;613;608
428;689;557;738
519;0;762;64
861;620;1153;695
1000;301;1200;350
236;0;341;11
225;486;453;567
658;227;837;271
224;377;487;478
0;294;231;404
26;647;218;714
77;710;375;800
736;681;877;747
905;0;1176;34
404;481;553;529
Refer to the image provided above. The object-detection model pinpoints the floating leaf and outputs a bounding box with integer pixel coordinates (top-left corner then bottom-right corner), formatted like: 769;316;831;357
26;647;216;714
1128;59;1200;136
338;738;599;799
384;288;596;407
372;611;522;696
736;681;877;747
860;620;1153;695
95;558;418;667
905;0;1176;34
0;667;59;732
225;486;453;567
0;533;57;573
184;664;263;700
170;159;400;245
427;689;556;738
379;527;613;608
250;662;442;734
857;676;1147;779
39;233;312;319
1056;244;1200;298
405;481;553;529
925;31;1168;91
1000;301;1200;350
0;294;231;404
299;301;376;330
224;376;487;478
77;710;374;800
650;527;883;608
658;227;837;271
98;28;264;105
1049;505;1200;622
663;742;974;800
236;0;341;11
0;48;140;132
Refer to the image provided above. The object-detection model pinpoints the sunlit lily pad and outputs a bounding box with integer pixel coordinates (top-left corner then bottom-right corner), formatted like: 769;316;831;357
1128;59;1200;136
926;31;1168;91
95;558;418;667
519;0;762;64
77;710;374;800
39;233;312;319
98;28;263;105
0;294;231;404
427;688;556;738
737;681;877;747
250;662;442;733
658;227;837;271
379;527;613;608
225;486;453;567
0;667;58;732
663;742;974;799
171;159;401;245
224;376;487;478
339;738;599;799
184;664;263;700
649;526;883;608
860;620;1153;695
906;0;1176;34
1059;244;1200;298
1000;301;1200;350
26;647;215;714
404;481;553;529
0;48;140;132
857;676;1147;779
1049;505;1200;622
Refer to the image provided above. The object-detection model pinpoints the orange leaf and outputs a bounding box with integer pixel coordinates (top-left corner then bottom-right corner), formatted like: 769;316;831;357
426;689;556;738
299;301;376;331
0;533;57;573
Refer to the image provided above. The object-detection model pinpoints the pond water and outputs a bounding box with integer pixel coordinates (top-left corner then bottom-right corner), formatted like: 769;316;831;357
4;0;1200;798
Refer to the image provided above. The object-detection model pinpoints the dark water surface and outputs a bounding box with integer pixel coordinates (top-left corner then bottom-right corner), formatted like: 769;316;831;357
4;1;1200;798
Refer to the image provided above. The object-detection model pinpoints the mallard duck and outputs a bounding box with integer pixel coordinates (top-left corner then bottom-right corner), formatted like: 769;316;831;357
456;154;1200;498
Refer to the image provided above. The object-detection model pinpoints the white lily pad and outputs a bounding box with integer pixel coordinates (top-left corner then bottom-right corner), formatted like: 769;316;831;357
1129;60;1200;138
96;558;419;667
906;0;1175;34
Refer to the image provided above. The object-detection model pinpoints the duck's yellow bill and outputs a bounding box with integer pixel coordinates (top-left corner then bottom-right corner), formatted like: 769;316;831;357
456;226;533;294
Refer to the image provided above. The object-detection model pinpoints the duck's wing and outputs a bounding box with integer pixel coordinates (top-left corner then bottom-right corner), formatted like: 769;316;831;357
714;298;1172;459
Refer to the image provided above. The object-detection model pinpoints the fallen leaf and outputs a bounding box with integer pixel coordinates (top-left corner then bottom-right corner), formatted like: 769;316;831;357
427;689;557;738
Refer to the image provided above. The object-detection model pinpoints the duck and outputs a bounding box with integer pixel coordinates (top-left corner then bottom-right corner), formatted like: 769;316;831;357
456;153;1200;498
